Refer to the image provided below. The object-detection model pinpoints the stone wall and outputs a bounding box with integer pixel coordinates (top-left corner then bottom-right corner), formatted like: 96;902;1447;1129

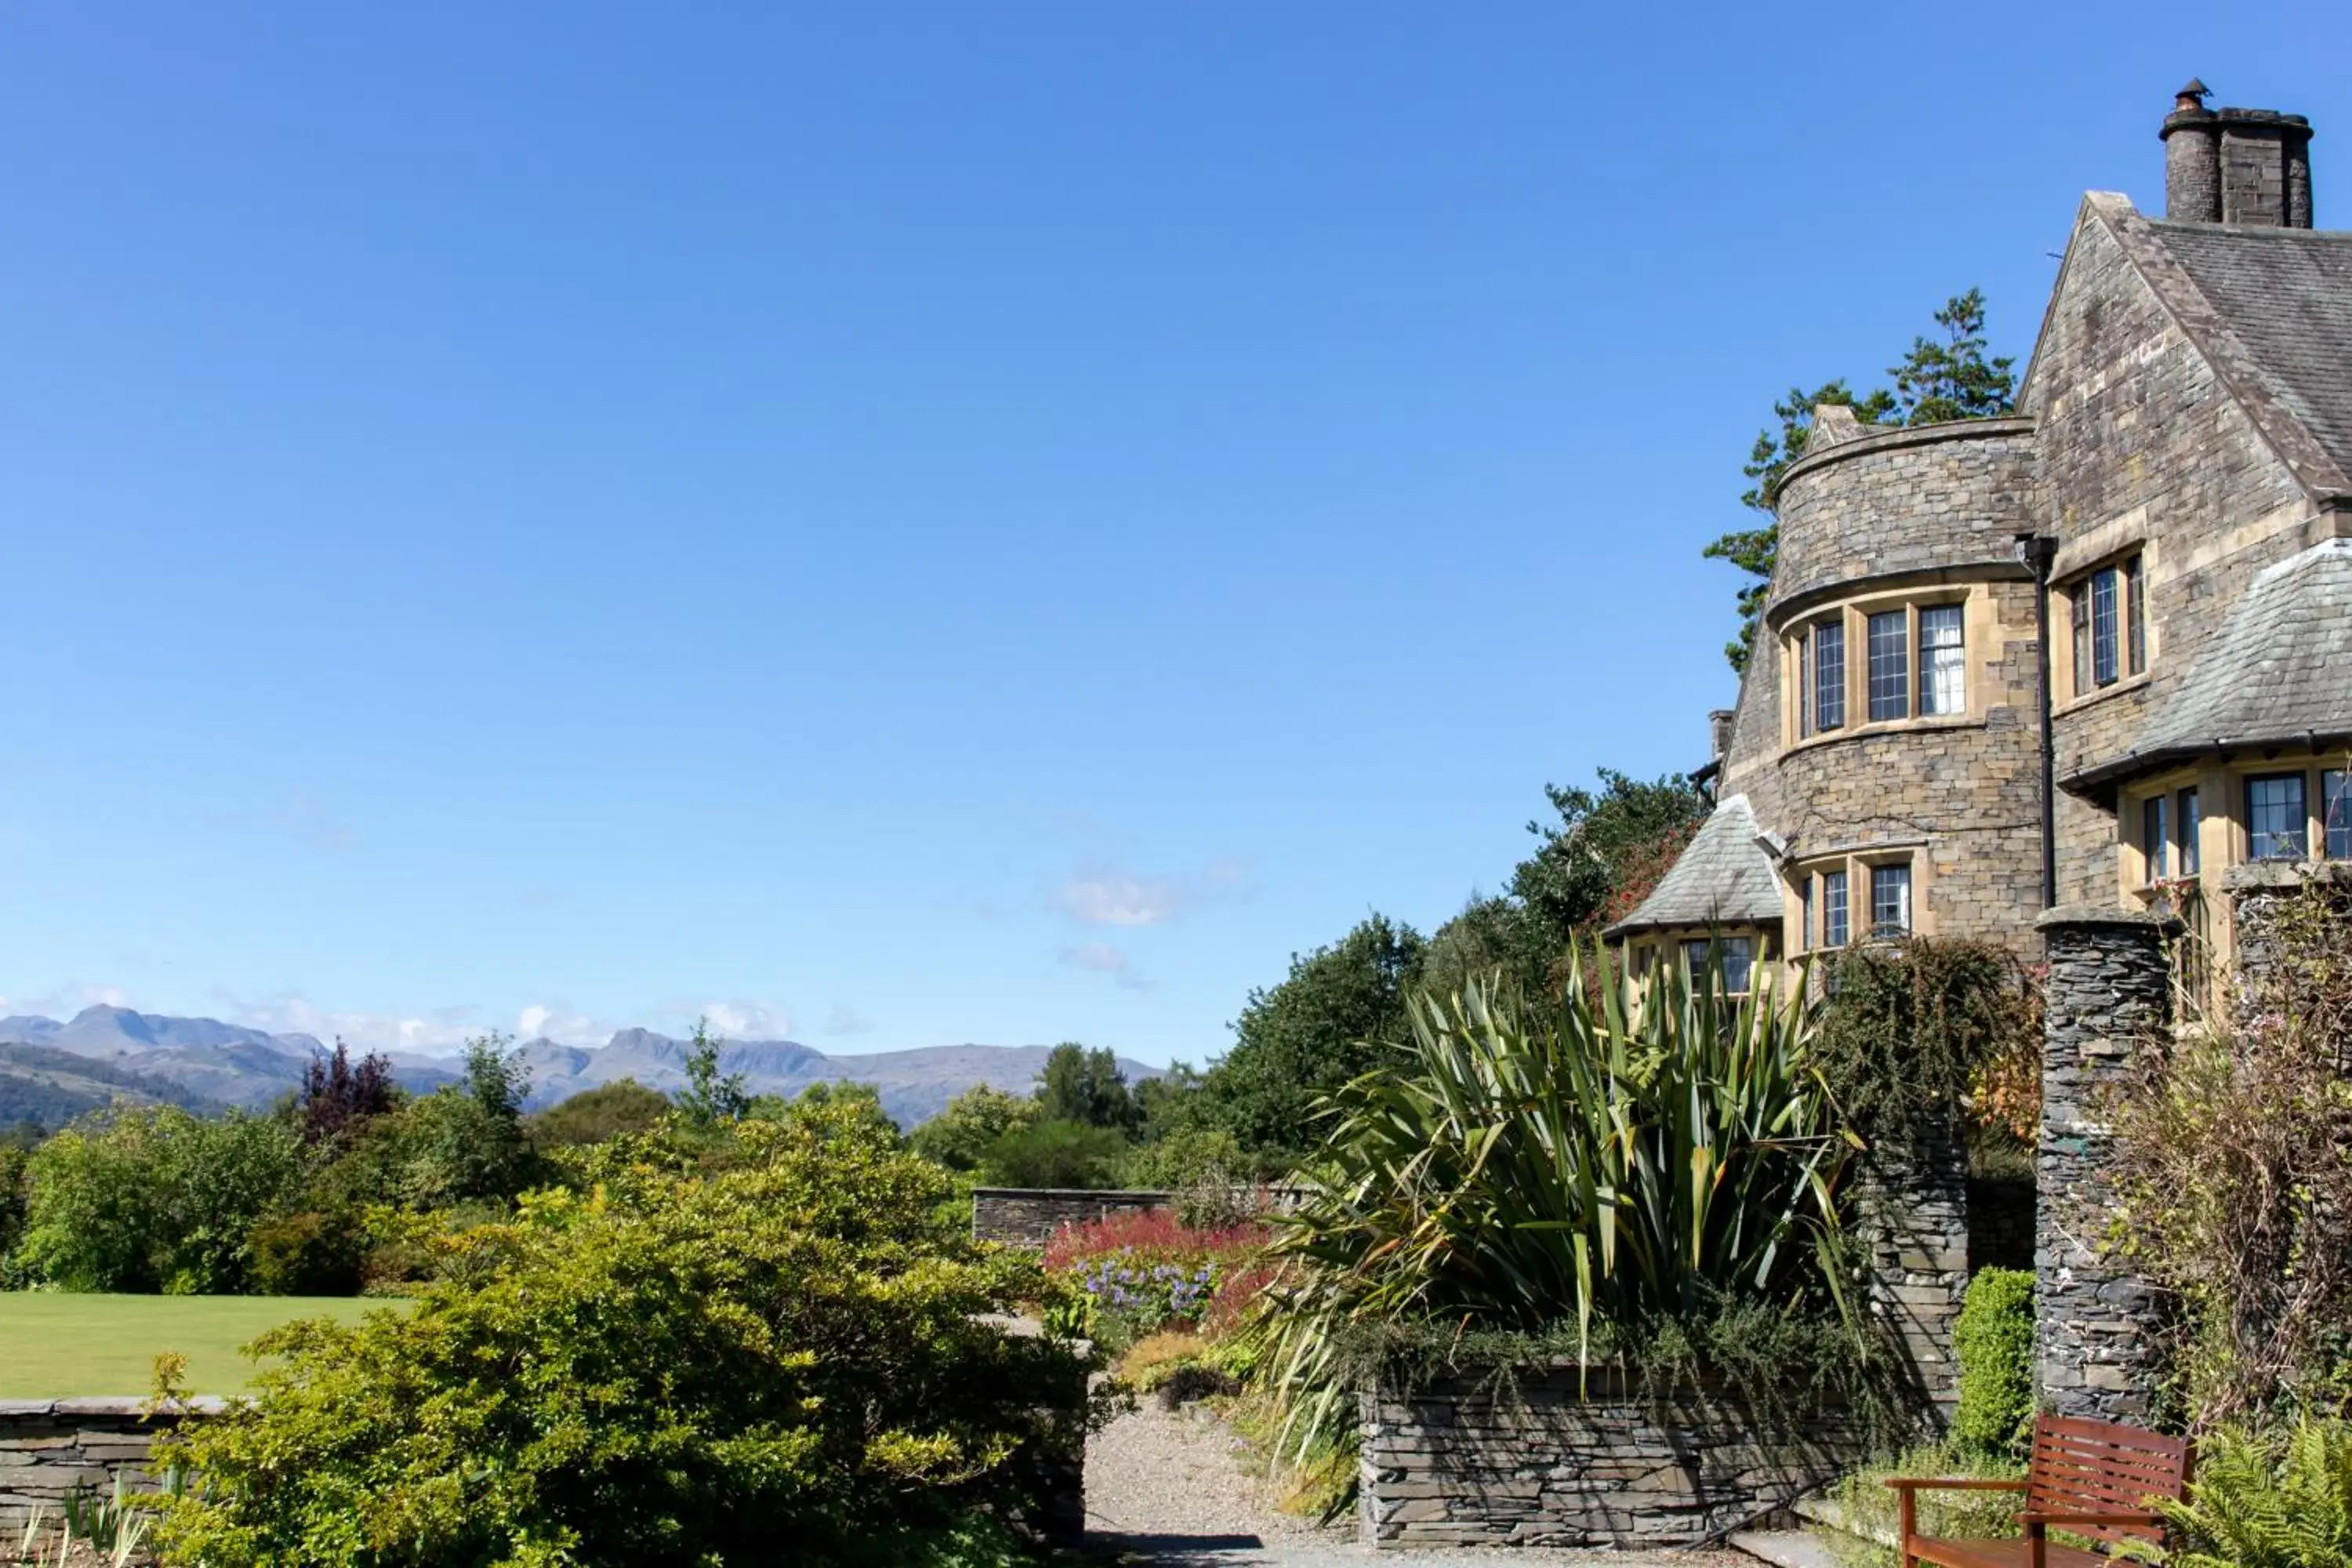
2223;862;2352;1007
0;1399;220;1531
1358;1364;1867;1548
1767;419;2038;609
971;1188;1174;1246
2033;906;2176;1421
1856;1115;1971;1412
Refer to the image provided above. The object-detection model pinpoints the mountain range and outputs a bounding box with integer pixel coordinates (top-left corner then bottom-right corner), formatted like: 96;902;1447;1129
0;1006;1160;1130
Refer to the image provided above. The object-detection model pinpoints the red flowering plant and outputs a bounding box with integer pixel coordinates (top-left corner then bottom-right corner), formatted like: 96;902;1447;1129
1039;1207;1270;1351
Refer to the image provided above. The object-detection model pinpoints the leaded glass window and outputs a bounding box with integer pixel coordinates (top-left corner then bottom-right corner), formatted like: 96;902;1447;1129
1720;935;1754;994
2071;585;2092;696
2142;793;2171;883
1813;620;1846;732
2125;554;2147;675
2248;773;2308;862
1867;610;1908;721
1820;870;1849;948
2325;769;2350;860
2090;567;2120;688
1798;633;1813;739
1869;863;1911;938
1918;604;1965;716
2178;787;2201;876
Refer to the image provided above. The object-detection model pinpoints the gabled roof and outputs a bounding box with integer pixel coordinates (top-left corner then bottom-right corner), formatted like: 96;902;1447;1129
2065;538;2352;792
2041;194;2352;505
2146;220;2352;485
1603;794;1784;939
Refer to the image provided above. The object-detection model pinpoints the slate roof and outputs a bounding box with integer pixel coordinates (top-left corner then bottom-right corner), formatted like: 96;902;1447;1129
2141;217;2352;493
1604;794;1785;938
2065;538;2352;792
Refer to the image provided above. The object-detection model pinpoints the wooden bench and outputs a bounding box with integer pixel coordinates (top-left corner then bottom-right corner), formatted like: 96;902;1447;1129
1886;1413;2194;1568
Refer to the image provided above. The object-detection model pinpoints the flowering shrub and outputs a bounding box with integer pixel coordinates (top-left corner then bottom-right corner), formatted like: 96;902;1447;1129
1040;1207;1269;1351
1040;1206;1265;1272
1076;1255;1215;1325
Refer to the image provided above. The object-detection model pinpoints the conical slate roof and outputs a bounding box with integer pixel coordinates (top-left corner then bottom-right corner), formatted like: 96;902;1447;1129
2066;538;2352;792
1603;794;1786;939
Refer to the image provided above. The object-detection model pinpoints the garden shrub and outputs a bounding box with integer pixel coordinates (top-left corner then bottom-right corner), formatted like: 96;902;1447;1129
2156;1417;2352;1568
151;1098;1090;1567
247;1207;369;1296
1813;937;2041;1149
1254;958;1875;1458
981;1119;1128;1189
2111;881;2352;1428
10;1106;300;1293
1952;1268;2034;1463
1039;1207;1268;1355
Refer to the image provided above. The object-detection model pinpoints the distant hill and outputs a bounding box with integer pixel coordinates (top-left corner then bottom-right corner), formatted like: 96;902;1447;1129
0;1041;230;1130
0;1007;1160;1127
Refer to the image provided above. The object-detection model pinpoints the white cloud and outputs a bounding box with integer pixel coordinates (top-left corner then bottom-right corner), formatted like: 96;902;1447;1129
696;1000;794;1041
209;991;486;1055
822;1004;873;1037
1058;942;1151;992
1051;869;1190;927
192;992;616;1057
3;982;132;1017
1048;858;1252;928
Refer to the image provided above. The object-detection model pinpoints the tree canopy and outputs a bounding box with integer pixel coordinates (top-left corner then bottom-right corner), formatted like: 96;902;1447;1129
1188;914;1425;1161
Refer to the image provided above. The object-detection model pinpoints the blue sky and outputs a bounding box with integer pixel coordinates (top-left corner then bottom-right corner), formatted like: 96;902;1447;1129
2;6;2343;1065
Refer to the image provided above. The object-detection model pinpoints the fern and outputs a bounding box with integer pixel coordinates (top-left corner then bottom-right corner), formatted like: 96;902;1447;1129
2159;1419;2352;1568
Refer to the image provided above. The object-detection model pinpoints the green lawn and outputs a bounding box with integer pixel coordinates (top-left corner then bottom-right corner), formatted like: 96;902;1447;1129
0;1293;405;1397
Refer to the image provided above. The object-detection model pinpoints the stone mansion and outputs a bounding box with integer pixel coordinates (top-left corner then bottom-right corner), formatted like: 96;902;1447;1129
1610;83;2352;989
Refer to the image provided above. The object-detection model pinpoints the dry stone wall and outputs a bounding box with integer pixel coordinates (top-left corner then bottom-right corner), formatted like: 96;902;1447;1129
1358;1365;1867;1548
2033;905;2176;1421
1856;1115;1971;1412
971;1188;1173;1246
0;1399;219;1531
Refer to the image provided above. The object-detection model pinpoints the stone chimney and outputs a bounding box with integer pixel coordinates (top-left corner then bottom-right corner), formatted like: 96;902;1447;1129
1708;708;1736;765
2161;79;2314;227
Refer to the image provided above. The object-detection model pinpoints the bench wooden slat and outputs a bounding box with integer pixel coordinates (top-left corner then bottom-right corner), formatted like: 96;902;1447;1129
1896;1414;2192;1568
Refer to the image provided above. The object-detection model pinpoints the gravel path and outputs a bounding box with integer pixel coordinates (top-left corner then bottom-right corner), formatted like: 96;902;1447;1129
1082;1399;1748;1568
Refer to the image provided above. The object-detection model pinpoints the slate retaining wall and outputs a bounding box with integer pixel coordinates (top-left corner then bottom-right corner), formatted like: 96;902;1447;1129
0;1399;221;1530
1359;1365;1867;1548
970;1188;1174;1246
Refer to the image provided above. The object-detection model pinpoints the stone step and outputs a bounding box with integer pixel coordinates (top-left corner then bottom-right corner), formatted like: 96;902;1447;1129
1730;1529;1843;1568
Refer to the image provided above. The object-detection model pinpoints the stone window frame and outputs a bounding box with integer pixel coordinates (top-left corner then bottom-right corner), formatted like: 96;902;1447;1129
2055;546;2156;711
1779;585;1987;754
2119;751;2352;903
1786;845;1933;955
1621;926;1775;995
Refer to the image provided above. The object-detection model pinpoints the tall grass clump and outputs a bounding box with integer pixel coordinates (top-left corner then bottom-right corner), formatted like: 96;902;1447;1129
1254;948;1878;1456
